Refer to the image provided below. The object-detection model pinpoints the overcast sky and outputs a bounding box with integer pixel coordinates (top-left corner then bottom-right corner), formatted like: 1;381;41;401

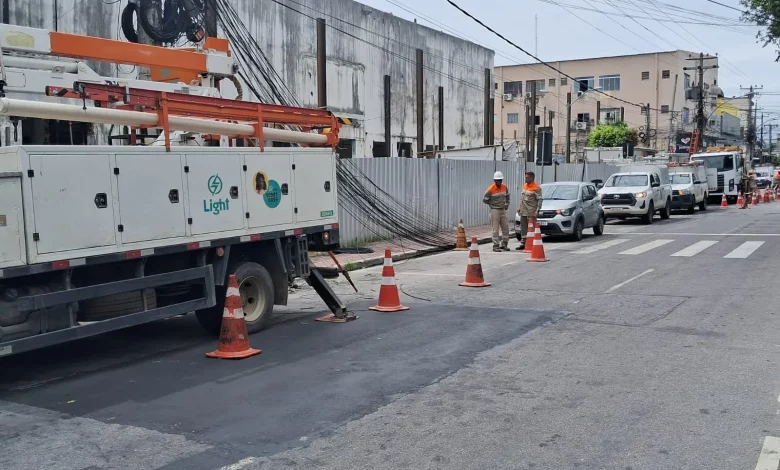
359;0;780;125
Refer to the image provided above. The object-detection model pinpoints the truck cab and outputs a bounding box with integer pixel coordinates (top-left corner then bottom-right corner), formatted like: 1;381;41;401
598;164;673;224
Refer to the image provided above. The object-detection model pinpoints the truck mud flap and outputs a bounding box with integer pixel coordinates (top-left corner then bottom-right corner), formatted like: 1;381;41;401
0;266;215;357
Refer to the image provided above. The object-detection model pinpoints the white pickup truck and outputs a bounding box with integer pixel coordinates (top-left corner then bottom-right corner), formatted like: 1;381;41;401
598;164;673;224
669;165;708;213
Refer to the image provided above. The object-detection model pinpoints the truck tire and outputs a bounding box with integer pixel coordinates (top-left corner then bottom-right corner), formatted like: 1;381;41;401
660;199;671;219
642;202;654;225
196;262;274;335
79;289;157;322
687;199;696;214
699;194;708;211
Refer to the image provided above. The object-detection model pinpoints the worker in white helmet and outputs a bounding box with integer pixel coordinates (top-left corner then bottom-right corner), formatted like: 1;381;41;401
516;171;543;250
483;170;511;252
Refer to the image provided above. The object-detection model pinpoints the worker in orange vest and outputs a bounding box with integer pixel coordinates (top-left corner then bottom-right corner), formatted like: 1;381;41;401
483;171;511;252
516;171;543;250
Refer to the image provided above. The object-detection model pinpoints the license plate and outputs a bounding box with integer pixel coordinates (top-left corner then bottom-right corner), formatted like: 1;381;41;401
539;221;548;226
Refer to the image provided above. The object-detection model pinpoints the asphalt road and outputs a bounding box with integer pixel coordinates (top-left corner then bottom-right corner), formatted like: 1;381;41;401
1;203;779;470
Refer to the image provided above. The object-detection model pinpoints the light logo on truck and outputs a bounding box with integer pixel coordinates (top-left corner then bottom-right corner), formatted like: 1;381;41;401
204;174;230;215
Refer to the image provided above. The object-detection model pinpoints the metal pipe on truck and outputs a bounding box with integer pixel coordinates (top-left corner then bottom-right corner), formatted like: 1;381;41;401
0;98;329;145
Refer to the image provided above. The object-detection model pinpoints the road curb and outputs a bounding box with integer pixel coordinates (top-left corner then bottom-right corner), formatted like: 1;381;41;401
335;231;516;272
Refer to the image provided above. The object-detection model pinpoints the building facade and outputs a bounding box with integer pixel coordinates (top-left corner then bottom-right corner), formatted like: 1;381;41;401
494;51;719;156
1;0;494;156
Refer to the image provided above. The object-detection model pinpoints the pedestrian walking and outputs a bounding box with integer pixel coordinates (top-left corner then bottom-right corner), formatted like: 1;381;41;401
516;171;543;250
483;171;511;252
742;169;756;209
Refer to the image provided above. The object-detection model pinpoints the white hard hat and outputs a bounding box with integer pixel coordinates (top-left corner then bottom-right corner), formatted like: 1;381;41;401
493;171;504;180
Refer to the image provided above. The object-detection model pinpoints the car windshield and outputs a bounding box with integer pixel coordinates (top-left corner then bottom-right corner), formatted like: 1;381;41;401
541;185;579;200
670;174;691;184
606;175;648;187
756;171;770;178
692;155;734;171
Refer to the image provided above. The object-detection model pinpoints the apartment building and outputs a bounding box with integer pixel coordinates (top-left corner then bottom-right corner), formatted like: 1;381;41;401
494;51;719;155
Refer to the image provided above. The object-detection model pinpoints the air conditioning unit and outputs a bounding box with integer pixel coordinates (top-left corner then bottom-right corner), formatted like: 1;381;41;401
575;122;587;130
503;93;513;101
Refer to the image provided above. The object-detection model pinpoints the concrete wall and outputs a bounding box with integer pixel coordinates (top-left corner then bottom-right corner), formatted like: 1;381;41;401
1;0;494;155
495;51;719;152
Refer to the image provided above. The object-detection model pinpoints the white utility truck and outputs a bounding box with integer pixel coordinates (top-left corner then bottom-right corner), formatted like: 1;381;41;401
0;25;348;356
668;162;708;213
598;164;673;224
690;147;744;204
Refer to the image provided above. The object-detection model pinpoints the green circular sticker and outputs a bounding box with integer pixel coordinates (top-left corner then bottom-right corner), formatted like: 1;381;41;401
263;180;282;208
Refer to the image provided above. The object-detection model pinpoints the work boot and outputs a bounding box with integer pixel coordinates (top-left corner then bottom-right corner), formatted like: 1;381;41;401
492;246;501;252
500;246;510;252
515;240;525;251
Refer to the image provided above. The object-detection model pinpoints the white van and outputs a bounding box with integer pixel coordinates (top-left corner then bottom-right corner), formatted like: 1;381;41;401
598;164;673;224
669;164;708;213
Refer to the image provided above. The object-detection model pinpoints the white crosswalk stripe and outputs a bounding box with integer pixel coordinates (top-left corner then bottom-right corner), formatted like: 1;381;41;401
671;240;719;257
572;238;630;254
723;241;765;259
618;239;675;255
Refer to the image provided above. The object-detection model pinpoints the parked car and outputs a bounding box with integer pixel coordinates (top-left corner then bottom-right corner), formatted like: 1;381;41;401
754;167;773;188
598;164;673;225
514;182;605;242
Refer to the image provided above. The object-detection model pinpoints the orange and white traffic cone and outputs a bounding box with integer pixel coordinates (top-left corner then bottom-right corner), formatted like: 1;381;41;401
369;250;409;312
527;221;549;263
736;192;744;207
720;193;728;207
764;188;771;203
453;219;469;251
206;274;262;360
459;237;490;287
775;187;780;201
523;217;535;254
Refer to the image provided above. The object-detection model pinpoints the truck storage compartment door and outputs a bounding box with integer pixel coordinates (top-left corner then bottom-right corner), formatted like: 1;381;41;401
292;151;336;223
30;152;116;254
116;153;187;244
244;152;294;228
185;153;245;236
0;174;25;268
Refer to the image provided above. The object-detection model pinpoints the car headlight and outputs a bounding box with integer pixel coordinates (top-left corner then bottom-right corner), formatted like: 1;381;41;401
557;207;574;216
678;189;691;195
635;192;647;198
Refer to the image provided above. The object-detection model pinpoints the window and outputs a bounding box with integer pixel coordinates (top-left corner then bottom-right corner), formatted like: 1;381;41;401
549;78;556;87
641;71;650;80
684;73;691;90
661;105;670;114
503;81;521;95
397;142;412;158
662;70;671;79
507;113;519;124
682;107;690;124
494;83;498;90
526;79;545;93
573;76;594;93
601;107;621;123
599;74;621;91
373;140;388;158
709;119;716;126
560;77;568;86
576;112;590;123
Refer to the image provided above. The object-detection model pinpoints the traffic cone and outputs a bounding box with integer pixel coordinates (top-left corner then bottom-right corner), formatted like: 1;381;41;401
453;219;469;251
527;221;549;263
369;249;409;312
459;237;490;287
775;187;780;201
736;192;744;208
206;274;262;360
720;193;728;207
764;188;771;203
523;217;535;254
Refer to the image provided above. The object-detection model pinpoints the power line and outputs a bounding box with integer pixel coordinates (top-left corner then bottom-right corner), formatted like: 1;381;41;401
703;0;746;13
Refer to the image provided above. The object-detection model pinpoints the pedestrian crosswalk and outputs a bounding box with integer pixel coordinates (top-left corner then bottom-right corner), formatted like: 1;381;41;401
564;238;769;259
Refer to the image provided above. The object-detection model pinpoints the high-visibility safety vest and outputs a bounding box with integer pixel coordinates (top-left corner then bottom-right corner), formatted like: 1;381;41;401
483;183;510;210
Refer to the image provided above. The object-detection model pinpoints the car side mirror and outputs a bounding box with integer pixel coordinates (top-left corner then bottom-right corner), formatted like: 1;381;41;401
595;183;604;189
693;180;701;184
651;181;661;187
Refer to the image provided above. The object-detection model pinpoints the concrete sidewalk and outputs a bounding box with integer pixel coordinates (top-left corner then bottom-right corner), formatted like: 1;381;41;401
310;223;517;271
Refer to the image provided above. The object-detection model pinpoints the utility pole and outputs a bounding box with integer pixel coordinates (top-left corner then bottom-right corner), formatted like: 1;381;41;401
760;113;764;161
645;103;651;145
668;74;678;152
438;86;444;153
384;75;391;157
316;18;327;109
596;100;601;125
684;53;718;153
415;48;424;156
565;92;572;163
740;85;762;164
483;69;491;146
529;85;537;163
769;124;774;162
136;2;162;81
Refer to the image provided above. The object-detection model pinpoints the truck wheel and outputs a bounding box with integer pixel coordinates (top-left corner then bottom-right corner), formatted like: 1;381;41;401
80;289;157;321
642;202;654;225
687;200;696;214
196;262;274;335
699;195;707;211
660;199;671;219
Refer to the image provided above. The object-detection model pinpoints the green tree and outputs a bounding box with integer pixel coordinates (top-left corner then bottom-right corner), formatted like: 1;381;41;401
741;0;780;59
587;121;635;147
